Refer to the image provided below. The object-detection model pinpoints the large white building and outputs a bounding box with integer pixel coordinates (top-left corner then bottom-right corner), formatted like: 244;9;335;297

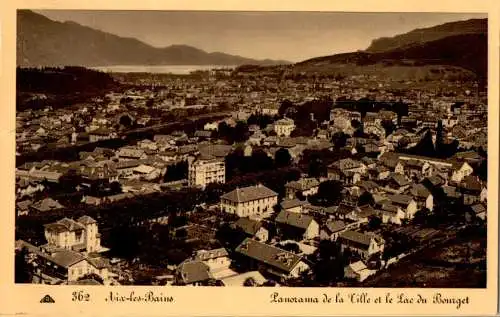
188;157;225;188
274;118;296;137
43;216;103;253
220;184;278;218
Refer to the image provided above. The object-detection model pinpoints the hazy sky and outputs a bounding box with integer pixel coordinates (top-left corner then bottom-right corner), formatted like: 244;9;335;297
35;10;486;62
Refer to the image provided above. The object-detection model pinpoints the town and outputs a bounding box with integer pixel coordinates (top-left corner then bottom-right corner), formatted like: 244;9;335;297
14;63;487;288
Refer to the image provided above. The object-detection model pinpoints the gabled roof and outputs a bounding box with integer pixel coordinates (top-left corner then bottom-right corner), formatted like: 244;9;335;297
177;260;212;284
194;248;229;261
388;173;410;187
285;178;319;191
275;210;316;230
470;203;486;215
336;203;356;215
31;198;64;212
387;194;414;206
221;185;278;203
77;215;97;225
409;184;431;198
280;199;308;210
234;217;264;235
348;260;368;273
50;250;87;268
357;205;377;218
235;238;302;273
324;220;346;234
339;230;373;247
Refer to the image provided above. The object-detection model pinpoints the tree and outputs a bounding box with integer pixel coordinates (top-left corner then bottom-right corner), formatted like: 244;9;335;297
78;273;104;284
351;120;361;129
368;215;382;230
278;99;295;117
381;120;396;136
15;247;32;283
243;277;257;287
275;148;292;168
278;242;301;254
358;191;375;206
119;114;133;127
313;240;344;285
412;208;433;226
233;121;250;143
309;180;342;207
331;132;348;148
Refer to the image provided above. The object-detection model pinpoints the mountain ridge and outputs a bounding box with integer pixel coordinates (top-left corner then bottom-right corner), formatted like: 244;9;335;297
17;10;290;67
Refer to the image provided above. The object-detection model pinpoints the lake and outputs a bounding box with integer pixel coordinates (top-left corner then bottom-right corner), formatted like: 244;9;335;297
90;65;235;74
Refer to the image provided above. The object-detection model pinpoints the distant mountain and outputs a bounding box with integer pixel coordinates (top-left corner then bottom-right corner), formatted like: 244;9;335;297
296;18;487;80
17;10;290;67
366;18;487;52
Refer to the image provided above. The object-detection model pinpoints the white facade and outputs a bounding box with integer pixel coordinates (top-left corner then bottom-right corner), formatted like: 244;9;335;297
274;118;296;137
188;158;225;188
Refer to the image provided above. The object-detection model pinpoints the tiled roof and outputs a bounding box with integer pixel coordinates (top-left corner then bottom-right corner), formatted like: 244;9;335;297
194;248;229;261
285;178;319;191
387;194;413;206
235;238;302;273
348;260;368;273
280;199;308;210
77;215;97;225
275;210;316;230
50;250;86;268
177;260;212;284
32;198;64;212
234;217;262;236
389;173;410;187
221;185;278;203
339;230;372;247
336;203;355;215
325;220;346;233
409;184;431;198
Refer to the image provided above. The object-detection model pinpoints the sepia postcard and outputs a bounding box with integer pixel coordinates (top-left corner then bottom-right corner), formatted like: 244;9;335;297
0;0;499;316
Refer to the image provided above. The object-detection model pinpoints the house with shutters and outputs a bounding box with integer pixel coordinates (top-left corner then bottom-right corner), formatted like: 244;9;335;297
285;178;320;199
233;217;269;242
385;194;418;220
280;199;309;214
275;210;319;240
234;238;310;280
192;248;232;279
175;260;213;286
220;184;278;218
15;240;110;284
43;216;103;253
407;183;434;211
338;230;385;260
382;173;411;194
320;220;357;241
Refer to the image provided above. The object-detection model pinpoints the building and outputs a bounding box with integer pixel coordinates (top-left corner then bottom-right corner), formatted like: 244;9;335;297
344;261;375;282
260;104;280;116
193;248;233;279
274;118;296;137
285;178;319;199
43;216;102;253
233;217;269;242
188;156;225;188
175;260;213;286
338;230;385;260
234;238;310;280
220;184;278;218
275;210;320;240
15;240;109;284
